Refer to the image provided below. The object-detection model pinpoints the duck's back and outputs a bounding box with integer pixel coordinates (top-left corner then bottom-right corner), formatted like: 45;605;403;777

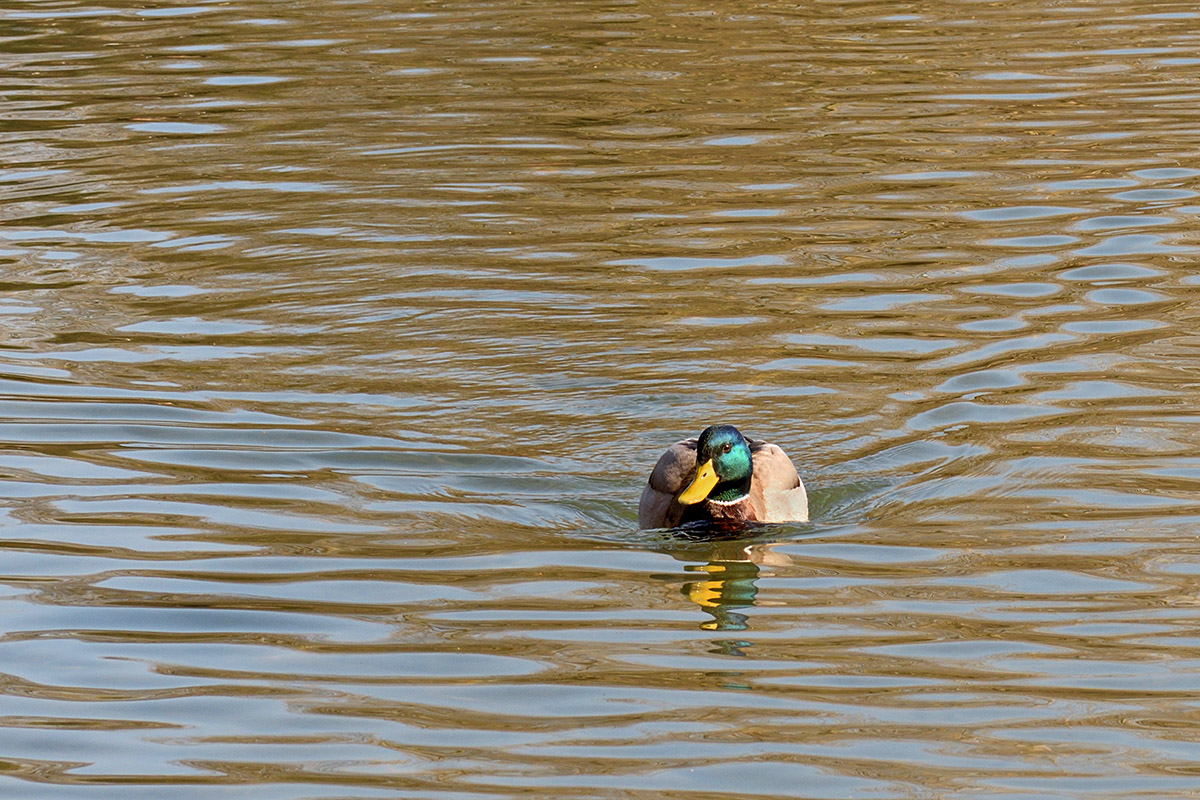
637;438;698;528
747;440;808;523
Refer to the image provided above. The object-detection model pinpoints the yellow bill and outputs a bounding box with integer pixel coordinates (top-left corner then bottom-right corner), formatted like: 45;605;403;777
677;459;718;505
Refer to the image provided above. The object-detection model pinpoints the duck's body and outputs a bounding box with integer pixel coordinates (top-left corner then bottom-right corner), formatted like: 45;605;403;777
638;425;808;529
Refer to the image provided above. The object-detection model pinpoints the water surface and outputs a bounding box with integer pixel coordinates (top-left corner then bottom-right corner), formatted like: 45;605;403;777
4;0;1200;797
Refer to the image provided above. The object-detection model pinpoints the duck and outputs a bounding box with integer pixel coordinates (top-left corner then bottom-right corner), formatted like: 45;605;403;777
638;424;809;529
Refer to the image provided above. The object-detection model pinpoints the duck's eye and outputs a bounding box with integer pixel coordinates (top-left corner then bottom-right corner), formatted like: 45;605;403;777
722;443;732;453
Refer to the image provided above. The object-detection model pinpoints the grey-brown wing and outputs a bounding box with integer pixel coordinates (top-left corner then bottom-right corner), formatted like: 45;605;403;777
748;440;809;523
637;438;698;528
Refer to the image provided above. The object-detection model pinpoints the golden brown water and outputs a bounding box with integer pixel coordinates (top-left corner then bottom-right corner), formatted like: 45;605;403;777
4;0;1200;796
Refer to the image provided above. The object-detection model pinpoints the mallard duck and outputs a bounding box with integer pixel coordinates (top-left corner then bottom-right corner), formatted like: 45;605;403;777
638;424;809;529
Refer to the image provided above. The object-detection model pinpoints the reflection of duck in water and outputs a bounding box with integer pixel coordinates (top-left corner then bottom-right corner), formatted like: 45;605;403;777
638;425;808;529
683;541;795;632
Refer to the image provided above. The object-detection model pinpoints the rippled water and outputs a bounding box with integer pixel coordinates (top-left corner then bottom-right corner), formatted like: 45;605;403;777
5;0;1200;796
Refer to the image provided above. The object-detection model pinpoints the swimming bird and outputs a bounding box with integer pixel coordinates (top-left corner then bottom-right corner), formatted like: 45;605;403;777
638;424;808;529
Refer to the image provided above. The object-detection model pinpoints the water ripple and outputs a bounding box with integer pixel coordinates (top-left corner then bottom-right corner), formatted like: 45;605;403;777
2;0;1200;796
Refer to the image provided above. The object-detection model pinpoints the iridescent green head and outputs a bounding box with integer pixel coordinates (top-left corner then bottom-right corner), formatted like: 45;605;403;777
677;424;754;505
